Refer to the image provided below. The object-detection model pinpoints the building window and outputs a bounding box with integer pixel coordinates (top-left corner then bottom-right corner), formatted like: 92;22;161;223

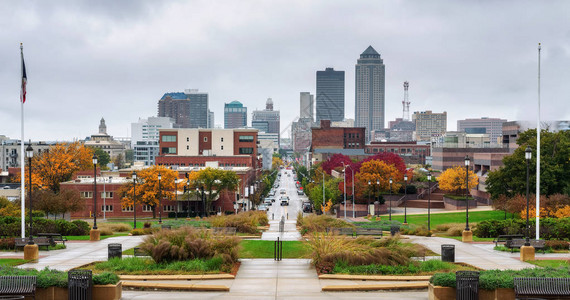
122;206;134;212
203;137;208;142
100;192;113;198
80;192;92;198
221;145;224;150
186;137;189;142
221;137;224;142
163;205;175;212
162;135;176;142
142;205;153;212
101;205;113;212
186;145;189;150
239;135;254;142
162;147;176;154
239;147;254;154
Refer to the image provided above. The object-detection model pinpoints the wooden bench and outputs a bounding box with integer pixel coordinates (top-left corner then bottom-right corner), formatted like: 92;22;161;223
505;239;546;253
355;228;384;238
326;227;354;236
212;227;237;235
514;277;570;299
133;247;148;257
493;234;524;246
14;238;53;251
37;233;67;246
0;276;37;300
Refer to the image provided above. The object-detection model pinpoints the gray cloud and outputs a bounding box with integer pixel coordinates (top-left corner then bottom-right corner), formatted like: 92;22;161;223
1;0;569;141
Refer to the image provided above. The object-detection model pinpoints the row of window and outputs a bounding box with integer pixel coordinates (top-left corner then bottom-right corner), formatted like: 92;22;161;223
81;192;115;198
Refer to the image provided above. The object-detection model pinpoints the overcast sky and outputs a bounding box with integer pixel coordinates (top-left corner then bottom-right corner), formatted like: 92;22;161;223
1;0;569;141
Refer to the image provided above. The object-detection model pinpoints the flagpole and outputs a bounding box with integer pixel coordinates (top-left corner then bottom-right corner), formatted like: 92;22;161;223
536;43;541;240
20;43;25;239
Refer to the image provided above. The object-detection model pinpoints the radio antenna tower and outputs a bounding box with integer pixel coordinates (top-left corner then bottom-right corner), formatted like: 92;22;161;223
402;81;410;121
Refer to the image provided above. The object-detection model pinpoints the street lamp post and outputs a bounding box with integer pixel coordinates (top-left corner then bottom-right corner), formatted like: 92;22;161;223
174;176;178;220
343;164;347;219
462;155;473;242
427;172;432;231
23;144;38;260
158;172;162;224
375;179;380;216
186;174;190;218
200;186;205;218
322;172;325;214
368;180;371;215
403;174;408;225
389;178;393;221
521;146;535;260
132;171;137;229
90;154;100;241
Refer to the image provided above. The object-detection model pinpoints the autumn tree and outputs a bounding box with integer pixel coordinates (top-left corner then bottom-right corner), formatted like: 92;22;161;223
272;157;283;169
16;142;93;193
120;165;178;217
321;154;353;175
357;160;403;202
0;196;19;217
438;166;479;195
354;152;406;174
189;167;240;214
34;189;84;219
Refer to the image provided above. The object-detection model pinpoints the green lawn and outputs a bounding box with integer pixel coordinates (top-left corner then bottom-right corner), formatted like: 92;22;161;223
0;258;28;266
240;240;310;258
373;210;509;227
66;232;129;241
528;260;570;268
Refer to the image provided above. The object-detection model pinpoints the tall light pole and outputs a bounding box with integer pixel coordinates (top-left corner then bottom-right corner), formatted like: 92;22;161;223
132;171;137;229
376;179;380;216
186;173;190;218
342;163;347;219
158;172;162;224
462;155;472;242
90;154;100;241
345;165;355;218
389;178;393;221
427;172;432;231
368;180;371;215
174;175;178;220
403;174;408;225
23;144;38;260
522;146;535;260
322;172;325;214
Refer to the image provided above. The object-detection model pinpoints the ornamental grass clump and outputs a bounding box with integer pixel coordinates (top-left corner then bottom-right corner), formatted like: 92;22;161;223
209;211;268;234
140;227;240;265
297;214;353;234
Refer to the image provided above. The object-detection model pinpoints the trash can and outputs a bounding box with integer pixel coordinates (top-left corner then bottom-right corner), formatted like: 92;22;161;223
456;271;479;300
441;244;455;262
68;270;93;300
108;243;122;260
390;225;400;236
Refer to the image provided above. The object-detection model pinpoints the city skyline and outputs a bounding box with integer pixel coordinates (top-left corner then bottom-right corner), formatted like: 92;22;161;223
1;1;569;141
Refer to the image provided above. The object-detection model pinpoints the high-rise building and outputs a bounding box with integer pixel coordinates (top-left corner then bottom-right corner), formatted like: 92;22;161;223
207;110;215;128
412;110;447;142
316;68;345;123
457;117;507;145
252;98;280;145
299;92;314;121
355;46;386;142
131;117;174;166
224;101;247;129
157;89;208;128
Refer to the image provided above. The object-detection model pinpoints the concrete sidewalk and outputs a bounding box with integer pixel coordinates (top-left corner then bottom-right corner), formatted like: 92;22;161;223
17;235;144;271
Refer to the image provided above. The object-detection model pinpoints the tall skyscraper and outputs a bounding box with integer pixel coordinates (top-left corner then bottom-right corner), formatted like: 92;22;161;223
157;89;208;128
252;98;280;146
316;68;345;123
224;101;247;129
207;110;215;128
355;46;385;142
299;92;314;121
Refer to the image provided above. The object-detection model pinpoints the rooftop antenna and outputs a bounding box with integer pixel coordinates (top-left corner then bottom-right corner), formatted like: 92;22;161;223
402;81;410;121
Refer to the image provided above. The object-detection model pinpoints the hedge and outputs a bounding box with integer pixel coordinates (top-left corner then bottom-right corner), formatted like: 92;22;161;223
0;266;119;288
0;217;90;237
474;218;570;240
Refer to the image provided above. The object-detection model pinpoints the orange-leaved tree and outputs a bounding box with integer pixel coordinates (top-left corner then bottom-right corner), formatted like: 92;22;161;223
438;166;478;195
120;165;178;217
357;160;403;199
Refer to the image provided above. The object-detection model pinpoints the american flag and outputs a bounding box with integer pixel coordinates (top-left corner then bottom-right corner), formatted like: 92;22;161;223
21;52;27;103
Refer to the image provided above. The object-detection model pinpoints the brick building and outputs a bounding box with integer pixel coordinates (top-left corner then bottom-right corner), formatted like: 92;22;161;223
365;142;430;164
311;120;365;150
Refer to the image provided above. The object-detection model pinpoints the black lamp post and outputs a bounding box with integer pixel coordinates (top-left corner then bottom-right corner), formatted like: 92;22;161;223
158;172;162;224
403;174;408;224
186;175;190;218
464;155;471;231
92;154;98;230
427;172;432;231
174;176;178;220
525;146;532;246
132;171;137;229
195;187;200;217
25;144;34;245
389;177;393;221
367;180;371;212
200;186;205;217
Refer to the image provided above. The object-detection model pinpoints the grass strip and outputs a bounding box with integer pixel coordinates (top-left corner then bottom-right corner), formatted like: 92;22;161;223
239;240;310;258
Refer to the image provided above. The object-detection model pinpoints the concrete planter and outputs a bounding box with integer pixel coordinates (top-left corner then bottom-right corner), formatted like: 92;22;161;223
26;283;121;300
443;196;477;210
428;284;515;300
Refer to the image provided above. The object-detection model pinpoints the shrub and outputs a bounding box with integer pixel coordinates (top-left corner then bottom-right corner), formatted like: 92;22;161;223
70;220;90;235
209;211;268;234
334;259;456;275
130;228;146;236
446;225;464;237
144;222;152;229
436;224;451;232
474;218;570;240
99;228;114;236
105;223;132;232
545;240;569;250
297;214;353;234
93;272;120;285
0;238;15;250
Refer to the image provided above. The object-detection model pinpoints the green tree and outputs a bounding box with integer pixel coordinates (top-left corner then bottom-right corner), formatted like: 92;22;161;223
190;167;240;213
307;176;341;212
486;129;570;199
91;147;111;169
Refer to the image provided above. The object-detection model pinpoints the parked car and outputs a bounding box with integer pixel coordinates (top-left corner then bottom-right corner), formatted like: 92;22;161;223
302;201;312;213
280;189;286;195
258;204;268;211
264;197;273;204
297;190;304;196
280;195;290;206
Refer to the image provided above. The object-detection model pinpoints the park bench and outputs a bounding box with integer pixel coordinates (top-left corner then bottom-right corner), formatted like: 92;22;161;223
514;277;570;299
326;227;354;236
493;234;524;247
133;247;148;257
160;225;172;230
355;228;384;238
0;276;37;300
14;237;53;251
505;239;546;253
212;227;237;235
37;233;67;246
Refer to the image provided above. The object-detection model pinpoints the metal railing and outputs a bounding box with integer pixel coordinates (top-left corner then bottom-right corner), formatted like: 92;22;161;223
274;237;283;261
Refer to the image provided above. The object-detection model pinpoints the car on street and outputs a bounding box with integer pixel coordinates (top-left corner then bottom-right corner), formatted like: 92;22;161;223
302;201;312;213
297;190;304;195
264;197;273;204
280;195;290;206
258;204;268;211
280;189;286;195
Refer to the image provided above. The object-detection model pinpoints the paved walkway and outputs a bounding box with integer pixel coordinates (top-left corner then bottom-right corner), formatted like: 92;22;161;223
260;219;301;241
409;236;536;270
17;235;144;271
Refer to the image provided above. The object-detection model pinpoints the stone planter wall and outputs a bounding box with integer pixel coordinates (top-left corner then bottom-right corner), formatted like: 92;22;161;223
443;196;478;210
429;284;515;300
25;283;121;300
